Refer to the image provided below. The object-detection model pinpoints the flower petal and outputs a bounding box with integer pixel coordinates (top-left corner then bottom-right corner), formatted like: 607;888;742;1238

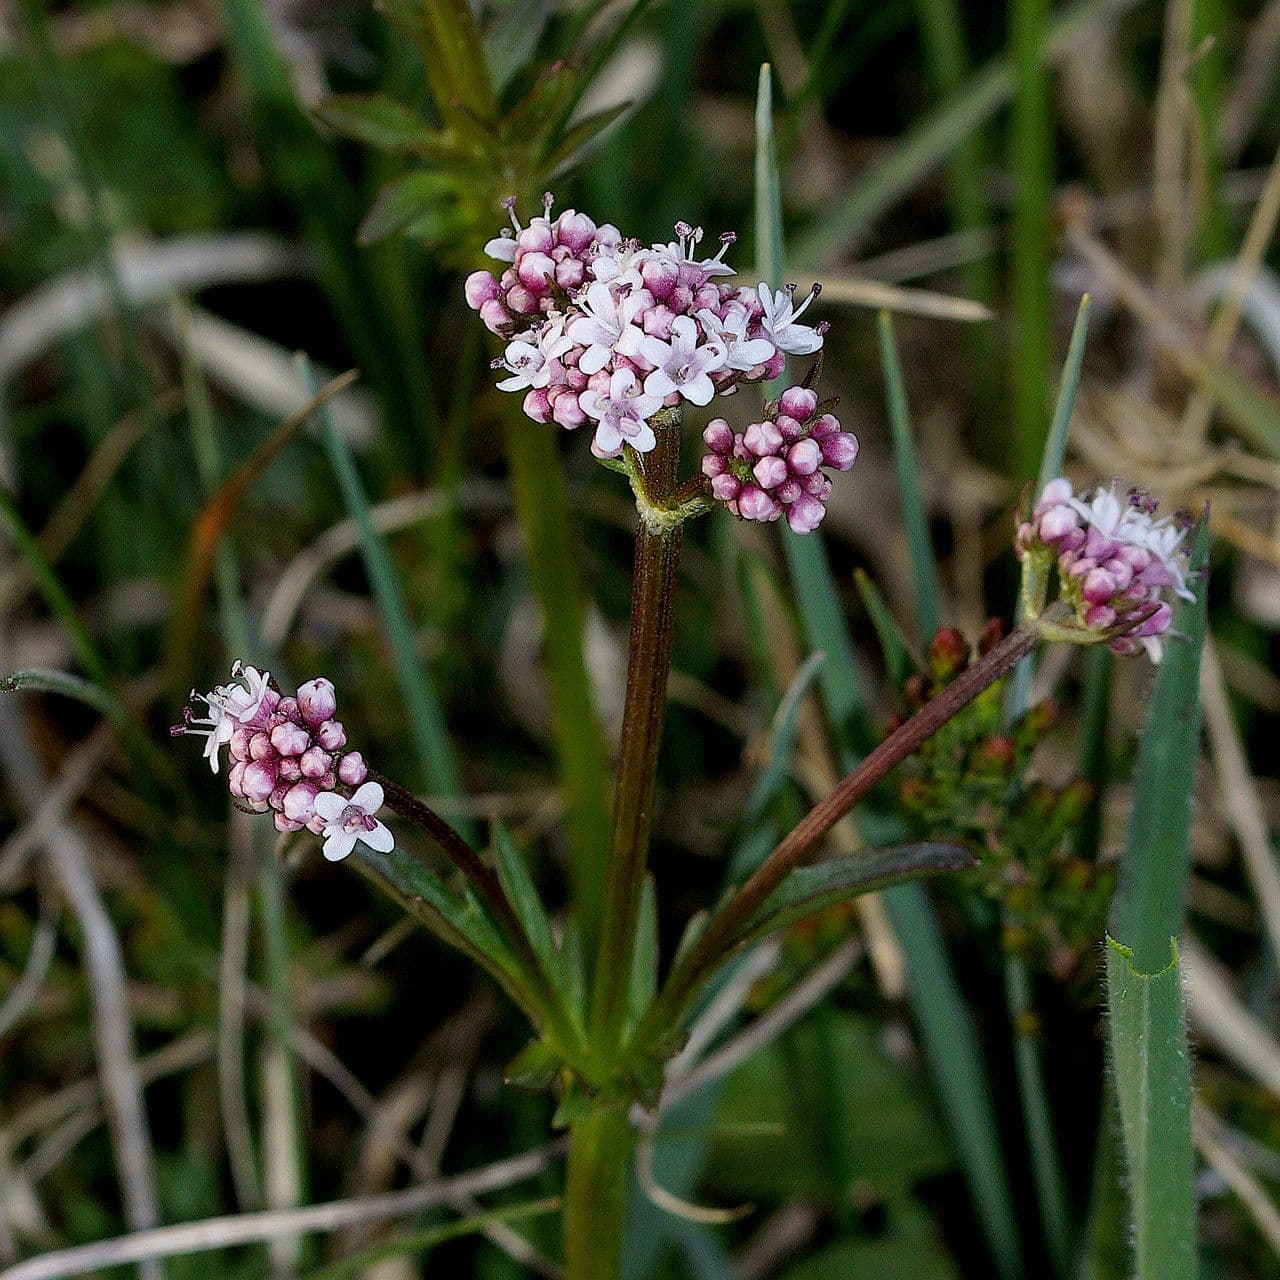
361;821;395;854
351;780;384;814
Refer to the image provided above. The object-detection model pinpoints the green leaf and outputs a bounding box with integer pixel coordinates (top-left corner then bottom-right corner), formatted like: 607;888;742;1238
358;170;459;245
1105;938;1196;1280
302;357;468;836
733;844;976;953
1037;294;1092;492
878;311;943;641
853;569;915;688
314;93;445;154
503;1036;562;1091
493;821;557;973
627;875;659;1027
1110;519;1210;972
544;102;633;175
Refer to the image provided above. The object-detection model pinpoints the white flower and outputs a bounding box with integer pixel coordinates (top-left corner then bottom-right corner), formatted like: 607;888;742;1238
313;782;394;862
639;315;726;406
567;281;651;374
756;283;824;356
496;320;572;393
655;223;736;277
174;662;273;773
588;243;647;290
1136;520;1195;600
579;368;662;457
696;306;777;372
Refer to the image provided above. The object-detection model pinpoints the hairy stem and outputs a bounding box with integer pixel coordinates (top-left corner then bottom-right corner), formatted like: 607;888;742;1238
563;1106;630;1280
590;413;683;1060
633;618;1045;1053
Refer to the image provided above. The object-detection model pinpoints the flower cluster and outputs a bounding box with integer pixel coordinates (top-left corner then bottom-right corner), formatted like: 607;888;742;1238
465;195;826;460
172;663;392;860
1018;478;1193;661
700;386;858;533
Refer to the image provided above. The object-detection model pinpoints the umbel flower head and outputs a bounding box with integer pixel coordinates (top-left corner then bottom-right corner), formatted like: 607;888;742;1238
173;664;391;860
464;197;852;533
1017;477;1194;661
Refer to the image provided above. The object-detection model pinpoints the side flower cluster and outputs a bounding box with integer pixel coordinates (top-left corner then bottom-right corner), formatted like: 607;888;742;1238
700;386;859;533
172;663;392;861
464;195;824;460
1017;478;1193;661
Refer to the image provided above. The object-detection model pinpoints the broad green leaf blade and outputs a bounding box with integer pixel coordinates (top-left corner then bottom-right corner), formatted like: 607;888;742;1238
314;93;446;154
493;821;557;973
301;358;468;837
1110;520;1210;972
733;844;976;953
878;312;943;641
1105;938;1196;1280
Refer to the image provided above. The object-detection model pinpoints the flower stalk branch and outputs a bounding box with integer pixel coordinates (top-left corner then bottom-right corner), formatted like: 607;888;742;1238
629;614;1058;1058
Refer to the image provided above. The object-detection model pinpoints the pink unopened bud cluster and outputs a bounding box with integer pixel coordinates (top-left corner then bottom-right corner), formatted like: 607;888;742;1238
700;386;859;534
1018;477;1193;660
173;667;370;835
464;195;827;461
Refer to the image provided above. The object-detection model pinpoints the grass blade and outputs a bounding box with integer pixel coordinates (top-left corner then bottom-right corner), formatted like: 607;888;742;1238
756;67;1022;1279
1037;294;1092;491
1105;938;1196;1280
1110;519;1210;971
794;0;1140;266
301;357;467;831
878;311;943;641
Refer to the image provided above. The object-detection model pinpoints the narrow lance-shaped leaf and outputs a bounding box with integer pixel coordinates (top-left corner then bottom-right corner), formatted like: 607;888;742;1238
730;843;977;954
1110;519;1210;972
1105;938;1196;1280
878;311;943;641
314;94;452;156
493;821;557;975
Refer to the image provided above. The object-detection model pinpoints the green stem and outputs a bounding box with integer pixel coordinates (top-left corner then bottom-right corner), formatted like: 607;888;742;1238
590;415;683;1060
563;1105;631;1280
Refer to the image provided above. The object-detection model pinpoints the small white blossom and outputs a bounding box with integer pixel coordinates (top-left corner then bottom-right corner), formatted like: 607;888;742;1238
313;782;394;862
639;315;726;406
580;368;662;457
756;283;824;356
696;306;776;372
568;281;651;374
496;319;572;393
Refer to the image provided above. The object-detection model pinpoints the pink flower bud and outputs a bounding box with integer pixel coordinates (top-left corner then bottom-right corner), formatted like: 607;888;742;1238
283;782;319;823
742;421;783;456
338;752;368;786
810;413;839;439
518;252;556;292
1084;604;1116;629
464;271;499;309
1038;505;1079;542
555;211;596;252
703;419;734;454
271;722;310;757
641;257;679;300
774;415;803;443
753;456;789;488
555;258;585;290
274;812;305;833
786;493;827;534
553;394;588;429
778;386;818;421
506;284;539;316
278;758;301;783
229;727;253;760
242;761;277;804
249;732;276;762
820;431;858;471
1133;601;1172;637
738;485;781;522
479;299;511;334
297;678;336;727
710;473;741;501
228;760;247;798
1082;568;1118;605
300;747;331;780
269;783;289;811
517;222;555;254
776;478;804;504
787;438;823;476
315;719;347;751
523;388;552;422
